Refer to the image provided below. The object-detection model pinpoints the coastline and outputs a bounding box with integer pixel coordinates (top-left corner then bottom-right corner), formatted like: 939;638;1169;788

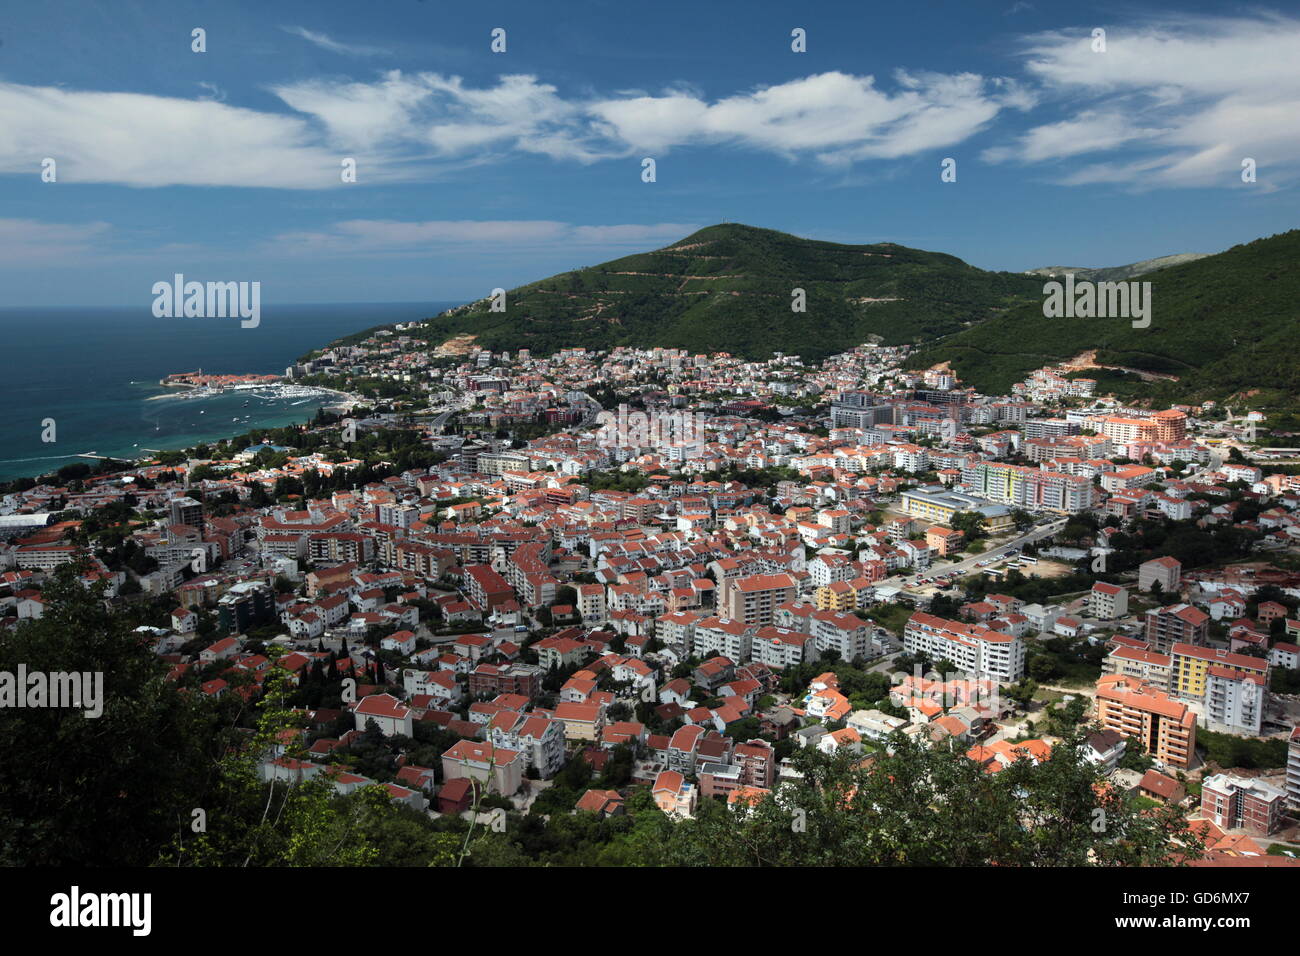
0;301;454;484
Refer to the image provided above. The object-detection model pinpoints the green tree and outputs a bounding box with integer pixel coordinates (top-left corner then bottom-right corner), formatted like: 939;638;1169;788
648;734;1200;867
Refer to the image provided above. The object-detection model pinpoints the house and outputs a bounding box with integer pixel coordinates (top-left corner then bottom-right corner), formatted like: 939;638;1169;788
846;708;908;741
435;777;476;815
441;740;524;795
651;770;697;820
200;636;240;663
1269;642;1300;670
352;694;414;737
1138;770;1186;804
381;629;417;656
1083;729;1127;773
575;788;625;817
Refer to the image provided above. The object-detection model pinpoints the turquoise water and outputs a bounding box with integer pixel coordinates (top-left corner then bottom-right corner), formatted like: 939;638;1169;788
0;302;458;482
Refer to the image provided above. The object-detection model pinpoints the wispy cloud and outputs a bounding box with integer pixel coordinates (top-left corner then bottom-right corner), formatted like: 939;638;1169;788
0;219;112;262
281;26;390;58
982;14;1300;188
2;14;1296;191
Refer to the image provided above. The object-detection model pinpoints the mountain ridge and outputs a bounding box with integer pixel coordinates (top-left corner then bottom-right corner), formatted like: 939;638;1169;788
392;223;1043;363
320;223;1299;410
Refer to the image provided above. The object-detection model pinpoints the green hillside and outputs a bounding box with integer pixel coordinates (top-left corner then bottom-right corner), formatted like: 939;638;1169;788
909;230;1300;405
399;223;1042;363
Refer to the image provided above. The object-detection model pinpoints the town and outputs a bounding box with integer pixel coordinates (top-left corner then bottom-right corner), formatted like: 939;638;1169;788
4;329;1300;866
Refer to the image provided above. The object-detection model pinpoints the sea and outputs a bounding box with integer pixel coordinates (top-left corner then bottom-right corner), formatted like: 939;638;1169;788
0;302;461;483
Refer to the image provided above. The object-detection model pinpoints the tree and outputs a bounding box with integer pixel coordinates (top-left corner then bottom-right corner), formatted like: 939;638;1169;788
0;564;217;865
648;734;1201;866
949;511;987;541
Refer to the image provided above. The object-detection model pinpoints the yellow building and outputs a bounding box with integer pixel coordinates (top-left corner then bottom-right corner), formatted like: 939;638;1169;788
815;581;857;612
900;488;1014;534
1170;643;1268;699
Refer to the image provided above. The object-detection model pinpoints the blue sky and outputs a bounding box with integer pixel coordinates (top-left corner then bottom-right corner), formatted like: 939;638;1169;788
2;0;1298;306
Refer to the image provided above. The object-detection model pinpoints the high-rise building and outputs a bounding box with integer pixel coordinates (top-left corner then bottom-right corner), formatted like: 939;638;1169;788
216;581;274;635
724;573;797;628
1287;726;1300;811
1094;675;1197;768
1144;604;1209;653
169;495;205;535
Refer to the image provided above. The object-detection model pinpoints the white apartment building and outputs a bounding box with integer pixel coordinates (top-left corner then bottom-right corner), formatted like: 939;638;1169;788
902;612;1025;681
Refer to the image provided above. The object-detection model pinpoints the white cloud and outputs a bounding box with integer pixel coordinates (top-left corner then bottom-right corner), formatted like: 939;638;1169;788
281;26;390;58
0;64;1029;189
0;83;345;188
0;219;111;262
984;15;1300;187
7;14;1295;192
587;70;1030;163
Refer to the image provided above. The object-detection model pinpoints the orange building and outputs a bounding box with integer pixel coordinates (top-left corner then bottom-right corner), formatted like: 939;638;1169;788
925;525;964;557
1094;674;1197;768
1151;409;1187;442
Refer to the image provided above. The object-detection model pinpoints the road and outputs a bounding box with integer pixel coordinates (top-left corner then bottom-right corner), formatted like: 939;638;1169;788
893;517;1070;592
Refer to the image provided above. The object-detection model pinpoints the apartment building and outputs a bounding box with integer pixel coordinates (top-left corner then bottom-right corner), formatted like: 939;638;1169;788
724;573;797;627
1170;643;1269;699
732;739;776;788
902;612;1026;681
1089;581;1129;620
1137;556;1182;593
488;713;566;779
810;609;877;663
1204;666;1266;736
960;462;1096;514
1104;644;1173;692
692;616;753;662
750;625;812;669
1201;774;1287;836
1287;726;1300;811
463;563;515;611
1094;675;1197;768
468;662;544;700
441;740;524;796
1144;604;1209;653
900;486;1014;533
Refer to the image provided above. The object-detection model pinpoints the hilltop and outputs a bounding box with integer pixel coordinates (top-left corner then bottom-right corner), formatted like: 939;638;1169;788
394;223;1043;363
321;223;1300;410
